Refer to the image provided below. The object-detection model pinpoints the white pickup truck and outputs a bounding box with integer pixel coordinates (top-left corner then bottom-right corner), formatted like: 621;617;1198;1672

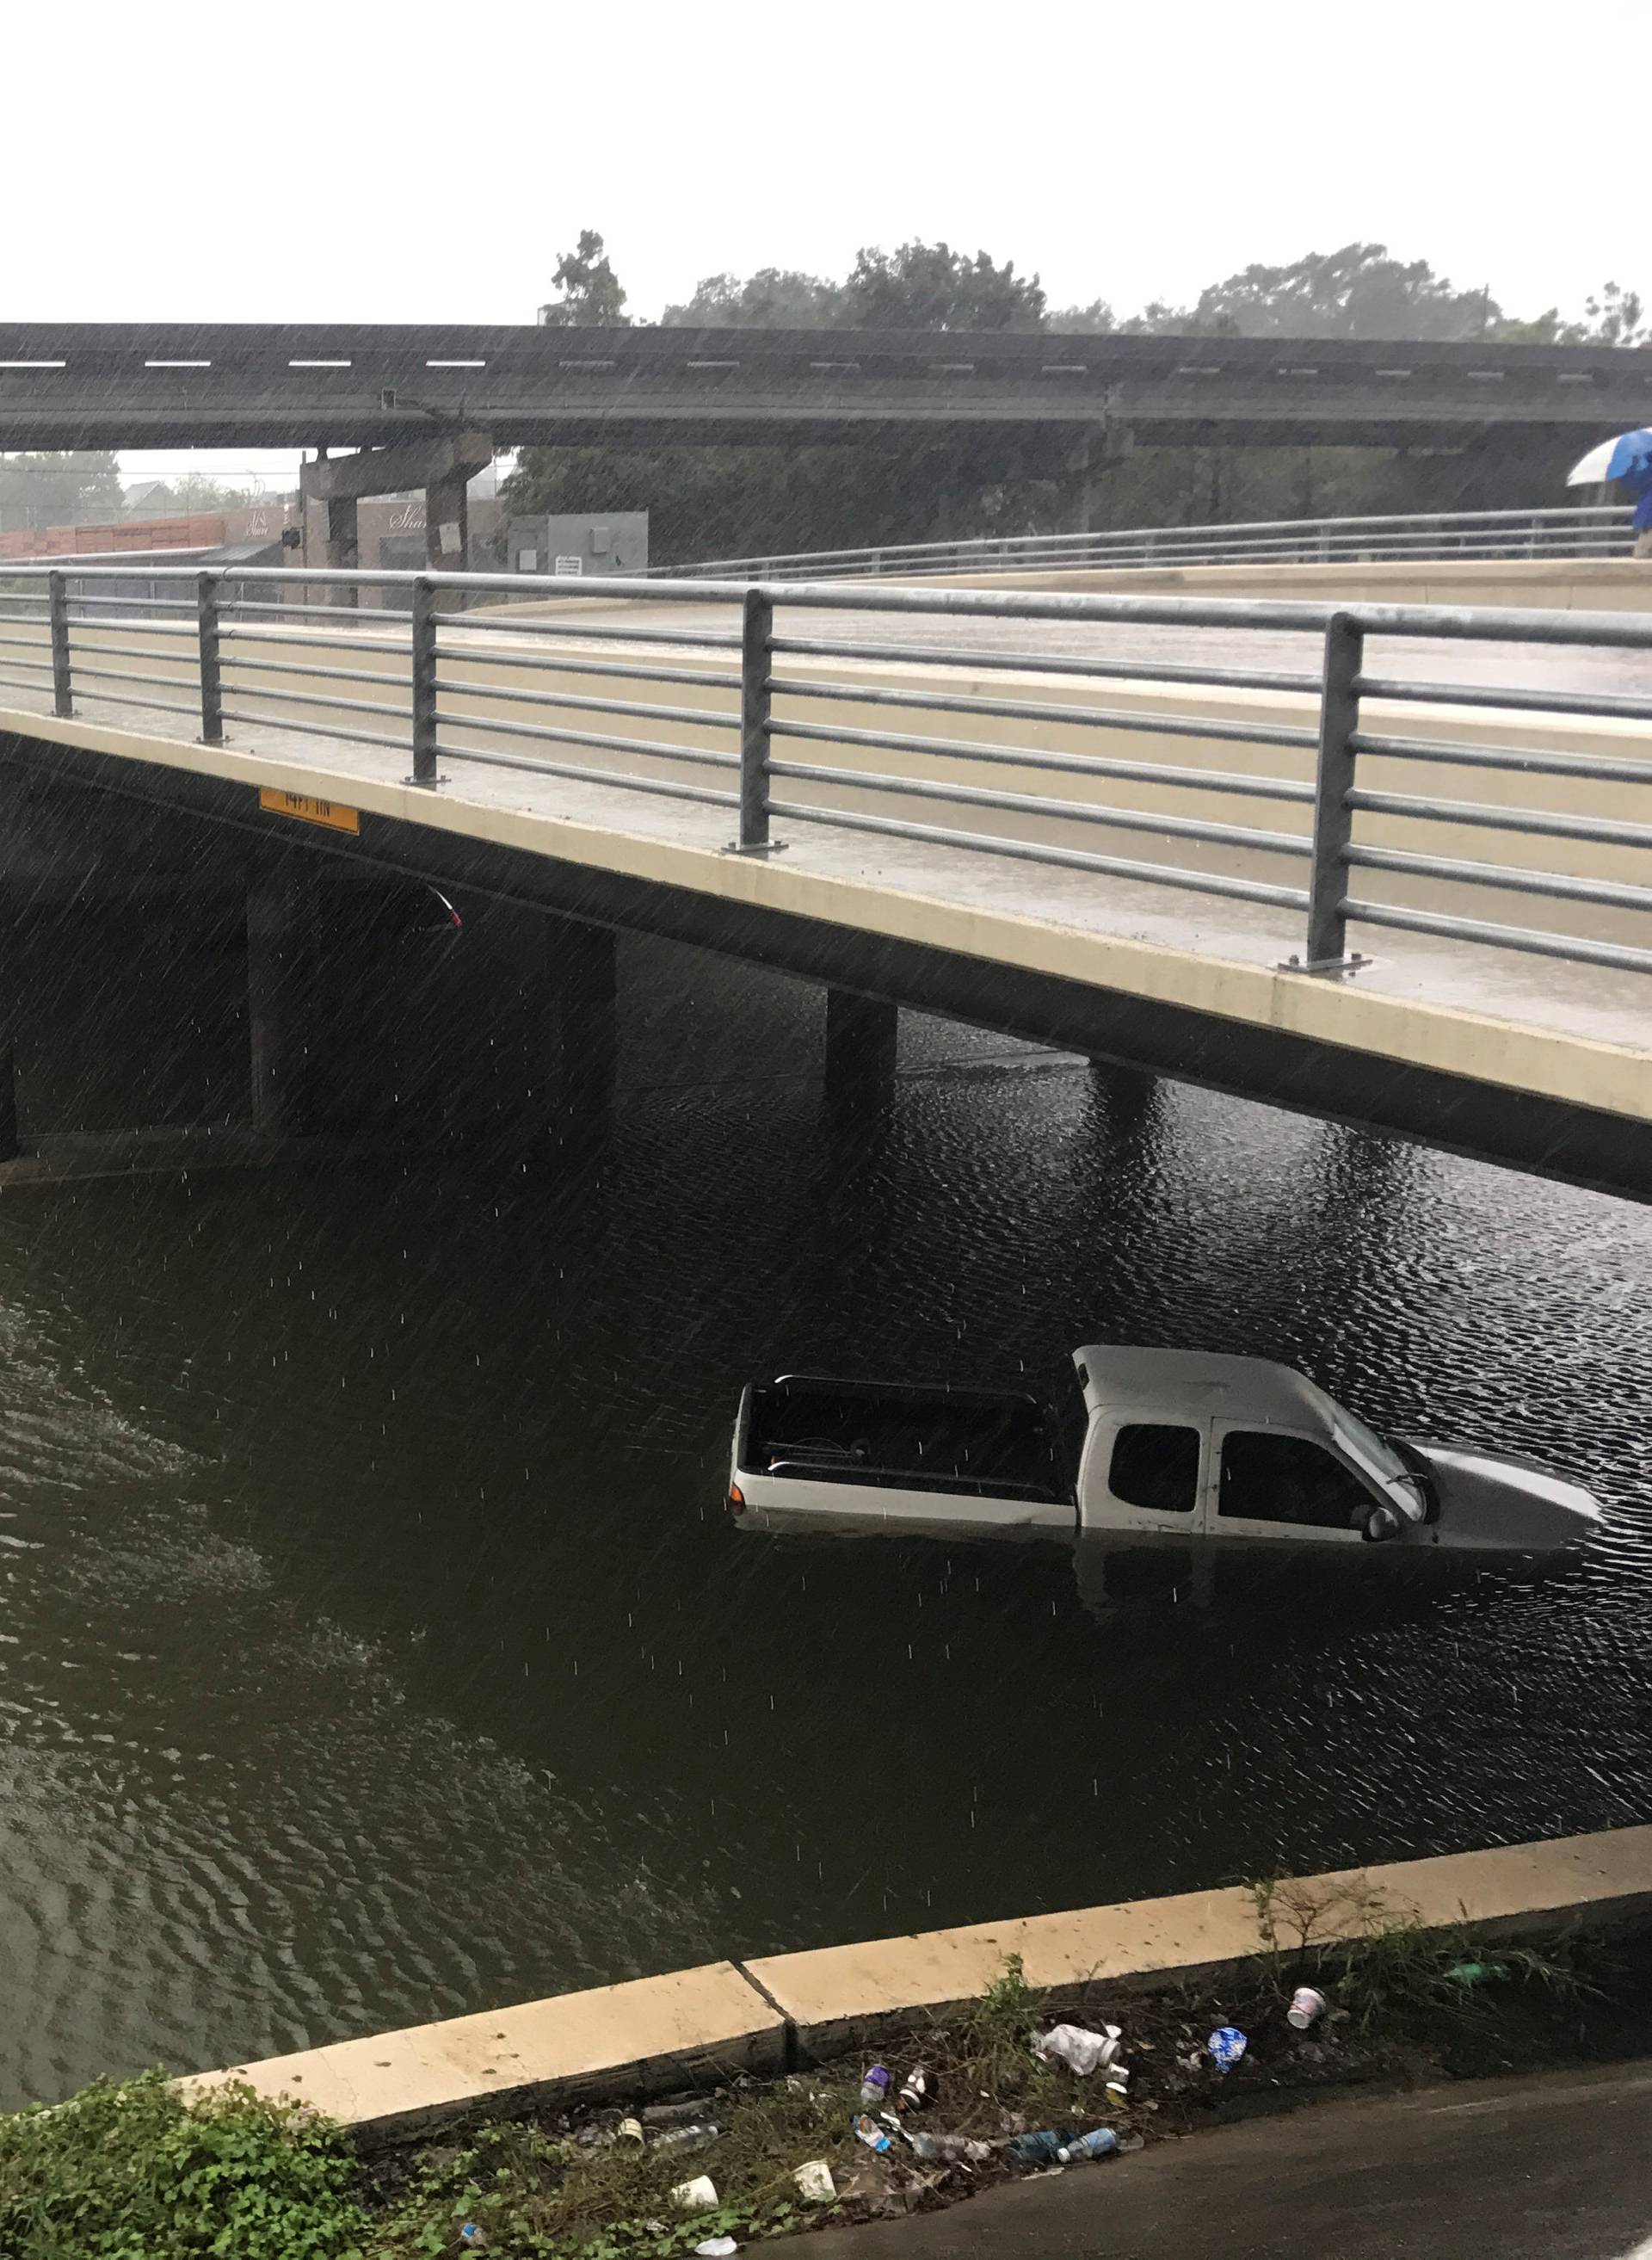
727;1347;1600;1560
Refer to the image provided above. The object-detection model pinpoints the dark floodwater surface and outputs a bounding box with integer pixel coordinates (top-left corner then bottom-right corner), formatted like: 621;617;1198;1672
0;937;1649;2109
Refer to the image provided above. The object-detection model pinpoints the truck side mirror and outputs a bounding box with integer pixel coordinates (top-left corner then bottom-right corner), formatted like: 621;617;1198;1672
1361;1504;1402;1544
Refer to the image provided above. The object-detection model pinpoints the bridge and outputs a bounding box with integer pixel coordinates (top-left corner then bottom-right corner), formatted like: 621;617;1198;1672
0;559;1646;1199
2;323;1648;457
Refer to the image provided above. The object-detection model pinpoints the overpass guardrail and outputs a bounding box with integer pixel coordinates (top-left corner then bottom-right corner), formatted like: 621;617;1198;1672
645;505;1637;584
0;563;1648;985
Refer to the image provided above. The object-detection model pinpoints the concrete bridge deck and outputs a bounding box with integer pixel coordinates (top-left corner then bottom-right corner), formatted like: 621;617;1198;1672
2;321;1648;453
0;583;1647;1196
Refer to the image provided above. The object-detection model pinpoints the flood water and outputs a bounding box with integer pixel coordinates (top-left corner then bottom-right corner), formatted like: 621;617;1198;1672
1;919;1649;2109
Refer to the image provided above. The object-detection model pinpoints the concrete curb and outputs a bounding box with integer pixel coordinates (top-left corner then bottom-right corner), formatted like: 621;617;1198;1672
183;1824;1652;2140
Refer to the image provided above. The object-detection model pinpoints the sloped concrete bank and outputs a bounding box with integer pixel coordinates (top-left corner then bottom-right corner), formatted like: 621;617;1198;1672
185;1824;1652;2141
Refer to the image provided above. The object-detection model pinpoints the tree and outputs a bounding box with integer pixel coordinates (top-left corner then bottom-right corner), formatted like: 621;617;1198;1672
539;229;630;328
839;240;1045;330
1187;244;1506;341
663;268;841;328
1048;299;1116;334
1569;281;1646;348
0;451;124;531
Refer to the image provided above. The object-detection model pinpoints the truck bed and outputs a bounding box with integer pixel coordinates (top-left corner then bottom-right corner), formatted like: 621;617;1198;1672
739;1375;1073;1504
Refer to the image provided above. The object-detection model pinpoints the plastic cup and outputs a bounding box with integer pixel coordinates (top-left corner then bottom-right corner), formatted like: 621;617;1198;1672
1286;1986;1327;2031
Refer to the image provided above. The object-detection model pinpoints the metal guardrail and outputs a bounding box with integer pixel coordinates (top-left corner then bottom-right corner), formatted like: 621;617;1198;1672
645;505;1638;584
0;562;1648;985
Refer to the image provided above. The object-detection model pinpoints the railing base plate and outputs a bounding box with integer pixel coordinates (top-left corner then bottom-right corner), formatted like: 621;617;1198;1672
1278;951;1372;979
722;839;788;857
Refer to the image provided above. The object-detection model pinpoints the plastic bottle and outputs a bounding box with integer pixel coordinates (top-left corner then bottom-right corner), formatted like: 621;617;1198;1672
1056;2128;1120;2164
651;2124;718;2152
1446;1961;1507;1988
1031;2023;1123;2076
905;2130;991;2164
857;2065;891;2110
897;2065;930;2113
1008;2129;1075;2166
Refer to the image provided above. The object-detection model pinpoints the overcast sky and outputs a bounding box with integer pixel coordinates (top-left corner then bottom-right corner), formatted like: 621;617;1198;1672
8;0;1643;483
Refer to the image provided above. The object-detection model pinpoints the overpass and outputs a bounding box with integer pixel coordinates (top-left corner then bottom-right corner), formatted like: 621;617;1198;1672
0;561;1646;1199
1;323;1648;455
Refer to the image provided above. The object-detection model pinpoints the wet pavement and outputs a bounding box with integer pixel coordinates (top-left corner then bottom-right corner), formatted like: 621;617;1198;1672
774;2063;1652;2260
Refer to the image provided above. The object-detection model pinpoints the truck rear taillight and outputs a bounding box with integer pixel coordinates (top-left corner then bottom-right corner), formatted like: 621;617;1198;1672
727;1485;746;1517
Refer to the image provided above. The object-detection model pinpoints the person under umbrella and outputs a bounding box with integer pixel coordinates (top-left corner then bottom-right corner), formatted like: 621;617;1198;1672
1566;427;1652;556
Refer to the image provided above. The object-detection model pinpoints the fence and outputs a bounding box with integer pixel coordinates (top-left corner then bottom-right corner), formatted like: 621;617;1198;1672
644;505;1637;584
0;562;1648;985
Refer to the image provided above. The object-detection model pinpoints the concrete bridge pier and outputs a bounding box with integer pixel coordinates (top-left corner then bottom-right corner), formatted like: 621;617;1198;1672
1061;423;1132;534
302;431;493;608
453;903;617;1156
542;918;617;1155
246;868;310;1138
324;492;360;607
823;990;898;1127
0;906;17;1162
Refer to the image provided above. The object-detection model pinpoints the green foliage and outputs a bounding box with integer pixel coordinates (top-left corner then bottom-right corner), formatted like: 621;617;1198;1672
663;239;1045;332
540;230;631;329
838;240;1045;331
1243;1870;1593;2038
0;2069;368;2259
662;269;841;329
0;451;124;532
371;2081;849;2259
1182;242;1503;340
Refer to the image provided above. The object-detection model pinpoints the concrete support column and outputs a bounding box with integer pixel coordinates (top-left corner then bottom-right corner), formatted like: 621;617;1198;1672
425;470;470;581
823;989;897;1123
1061;423;1132;535
0;906;18;1163
546;920;617;1152
325;495;360;609
247;871;306;1137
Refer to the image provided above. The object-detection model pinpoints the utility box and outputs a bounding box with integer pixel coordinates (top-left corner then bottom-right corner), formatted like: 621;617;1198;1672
508;512;648;578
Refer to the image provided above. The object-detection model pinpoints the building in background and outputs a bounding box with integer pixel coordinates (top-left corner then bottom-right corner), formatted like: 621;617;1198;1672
505;512;649;578
0;503;293;611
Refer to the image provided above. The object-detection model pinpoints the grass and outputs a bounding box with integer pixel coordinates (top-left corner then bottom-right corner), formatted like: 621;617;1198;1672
0;2068;368;2259
368;2074;865;2260
1244;1871;1595;2037
0;1919;1630;2258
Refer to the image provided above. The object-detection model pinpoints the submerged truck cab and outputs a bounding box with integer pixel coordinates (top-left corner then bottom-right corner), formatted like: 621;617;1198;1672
730;1346;1599;1561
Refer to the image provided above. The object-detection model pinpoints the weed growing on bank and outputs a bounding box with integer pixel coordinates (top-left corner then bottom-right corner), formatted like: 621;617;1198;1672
1245;1872;1596;2037
0;1916;1640;2260
0;2068;369;2258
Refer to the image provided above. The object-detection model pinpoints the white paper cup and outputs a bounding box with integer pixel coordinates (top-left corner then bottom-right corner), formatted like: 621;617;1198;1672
1287;1986;1327;2031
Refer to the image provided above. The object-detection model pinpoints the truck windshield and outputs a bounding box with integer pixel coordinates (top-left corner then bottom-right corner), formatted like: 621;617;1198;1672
1324;1398;1427;1522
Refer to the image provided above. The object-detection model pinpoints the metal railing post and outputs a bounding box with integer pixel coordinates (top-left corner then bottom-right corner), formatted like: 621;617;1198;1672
196;571;224;744
47;571;72;717
1296;609;1365;973
727;584;781;854
408;577;441;787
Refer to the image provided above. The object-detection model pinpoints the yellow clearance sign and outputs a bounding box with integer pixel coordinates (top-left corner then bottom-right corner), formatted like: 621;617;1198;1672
256;787;361;835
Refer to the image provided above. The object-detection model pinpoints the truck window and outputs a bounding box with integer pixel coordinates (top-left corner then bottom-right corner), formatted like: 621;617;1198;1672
1110;1424;1199;1512
1218;1431;1372;1531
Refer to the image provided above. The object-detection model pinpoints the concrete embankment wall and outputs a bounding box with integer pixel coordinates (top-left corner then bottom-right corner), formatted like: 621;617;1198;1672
183;1823;1652;2140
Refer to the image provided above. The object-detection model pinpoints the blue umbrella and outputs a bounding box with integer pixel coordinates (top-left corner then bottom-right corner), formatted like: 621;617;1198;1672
1566;428;1652;486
